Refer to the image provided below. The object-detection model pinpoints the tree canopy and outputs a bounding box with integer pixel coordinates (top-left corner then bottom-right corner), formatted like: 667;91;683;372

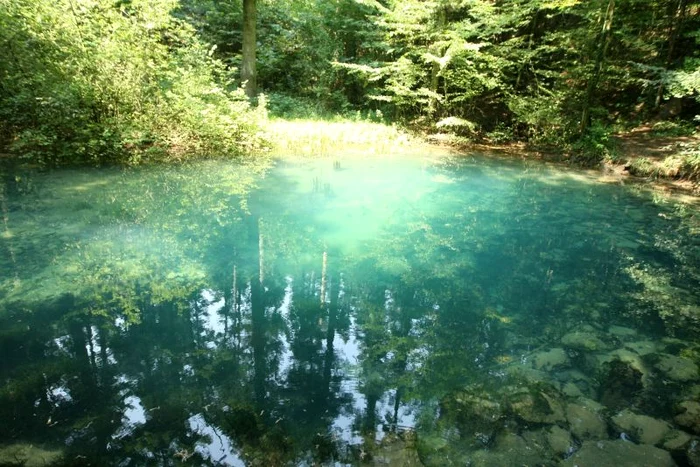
1;0;699;165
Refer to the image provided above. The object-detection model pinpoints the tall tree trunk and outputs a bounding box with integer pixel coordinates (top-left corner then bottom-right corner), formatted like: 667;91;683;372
428;6;446;116
516;9;540;89
580;0;615;134
655;0;688;109
241;0;257;98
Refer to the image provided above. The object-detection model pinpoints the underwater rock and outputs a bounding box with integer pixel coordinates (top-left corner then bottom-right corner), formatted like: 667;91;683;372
520;425;574;460
611;409;673;445
624;340;660;356
561;381;586;399
566;398;607;441
440;386;505;448
688;385;700;399
598;358;646;411
685;439;700;467
368;432;423;466
562;440;675;467
531;348;569;372
561;331;610;352
675;401;700;434
609;325;638;340
545;425;575;457
662;430;693;451
507;385;566;425
556;369;596;399
416;433;448;460
505;365;550;385
462;432;547;466
0;444;63;466
597;349;651;386
655;354;700;382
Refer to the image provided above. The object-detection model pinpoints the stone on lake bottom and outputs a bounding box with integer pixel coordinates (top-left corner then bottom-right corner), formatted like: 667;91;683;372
561;331;609;352
662;430;693;451
531;347;570;372
675;401;700;434
608;325;638;339
508;387;566;424
655;354;700;382
562;440;675;467
546;425;574;457
624;340;660;356
566;399;607;441
611;409;672;445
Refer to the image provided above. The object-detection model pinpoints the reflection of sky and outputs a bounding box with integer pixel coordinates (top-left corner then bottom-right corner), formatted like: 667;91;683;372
374;389;417;442
113;395;146;439
201;289;226;340
47;384;72;407
330;311;418;445
188;414;245;467
85;325;117;365
277;276;294;376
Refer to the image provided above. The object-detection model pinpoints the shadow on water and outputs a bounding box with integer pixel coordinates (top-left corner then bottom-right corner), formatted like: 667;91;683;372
0;154;699;465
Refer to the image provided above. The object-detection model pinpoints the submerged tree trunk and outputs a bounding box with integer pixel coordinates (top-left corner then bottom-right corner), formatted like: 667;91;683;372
241;0;257;98
580;0;615;134
251;216;265;406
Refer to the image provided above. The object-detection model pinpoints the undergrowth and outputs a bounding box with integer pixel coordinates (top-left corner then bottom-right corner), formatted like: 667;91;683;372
627;141;700;181
265;118;425;158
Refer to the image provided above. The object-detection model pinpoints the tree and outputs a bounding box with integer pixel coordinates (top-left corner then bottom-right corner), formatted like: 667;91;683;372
241;0;257;98
580;0;616;134
655;0;690;109
0;0;265;165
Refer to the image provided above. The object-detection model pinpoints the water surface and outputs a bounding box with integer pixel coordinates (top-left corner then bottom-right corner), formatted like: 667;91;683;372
1;154;699;465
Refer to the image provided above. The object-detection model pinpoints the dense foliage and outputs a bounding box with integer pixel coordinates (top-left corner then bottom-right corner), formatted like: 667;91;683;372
182;0;700;159
0;0;265;165
1;0;699;164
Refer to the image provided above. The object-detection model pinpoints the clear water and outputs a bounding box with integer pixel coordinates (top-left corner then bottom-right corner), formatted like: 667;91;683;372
0;154;699;466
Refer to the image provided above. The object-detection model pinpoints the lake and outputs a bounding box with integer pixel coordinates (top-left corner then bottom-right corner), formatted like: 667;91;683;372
1;153;699;466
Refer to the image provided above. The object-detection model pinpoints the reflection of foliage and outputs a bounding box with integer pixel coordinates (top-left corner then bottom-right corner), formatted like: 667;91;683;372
0;160;268;322
1;156;700;465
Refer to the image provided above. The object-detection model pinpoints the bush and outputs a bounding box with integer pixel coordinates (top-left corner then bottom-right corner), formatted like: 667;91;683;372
571;123;617;165
650;120;697;137
0;0;265;166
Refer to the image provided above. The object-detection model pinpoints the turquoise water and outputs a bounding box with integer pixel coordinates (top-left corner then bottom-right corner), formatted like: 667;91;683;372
0;154;699;465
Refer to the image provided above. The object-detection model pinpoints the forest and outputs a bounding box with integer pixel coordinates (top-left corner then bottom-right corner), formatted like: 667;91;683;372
0;0;699;170
3;1;700;466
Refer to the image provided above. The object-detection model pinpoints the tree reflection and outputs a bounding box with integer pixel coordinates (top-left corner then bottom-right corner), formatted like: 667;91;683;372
1;158;700;465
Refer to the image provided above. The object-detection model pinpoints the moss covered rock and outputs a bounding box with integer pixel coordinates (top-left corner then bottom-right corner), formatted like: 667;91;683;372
566;398;607;441
675;401;700;434
561;331;610;352
655;354;700;382
531;347;569;372
563;440;675;467
440;386;505;448
611;409;673;445
507;385;565;425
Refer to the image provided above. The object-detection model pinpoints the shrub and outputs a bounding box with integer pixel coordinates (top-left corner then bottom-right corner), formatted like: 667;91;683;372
0;0;265;166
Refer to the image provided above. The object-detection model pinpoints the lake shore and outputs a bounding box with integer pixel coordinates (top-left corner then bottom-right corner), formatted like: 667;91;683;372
425;129;700;197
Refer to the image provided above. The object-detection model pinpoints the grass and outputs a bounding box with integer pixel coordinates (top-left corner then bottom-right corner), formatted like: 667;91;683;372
627;141;700;181
264;118;435;158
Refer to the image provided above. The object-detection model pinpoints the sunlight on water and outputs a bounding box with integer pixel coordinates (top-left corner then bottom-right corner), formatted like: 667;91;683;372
0;153;699;465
